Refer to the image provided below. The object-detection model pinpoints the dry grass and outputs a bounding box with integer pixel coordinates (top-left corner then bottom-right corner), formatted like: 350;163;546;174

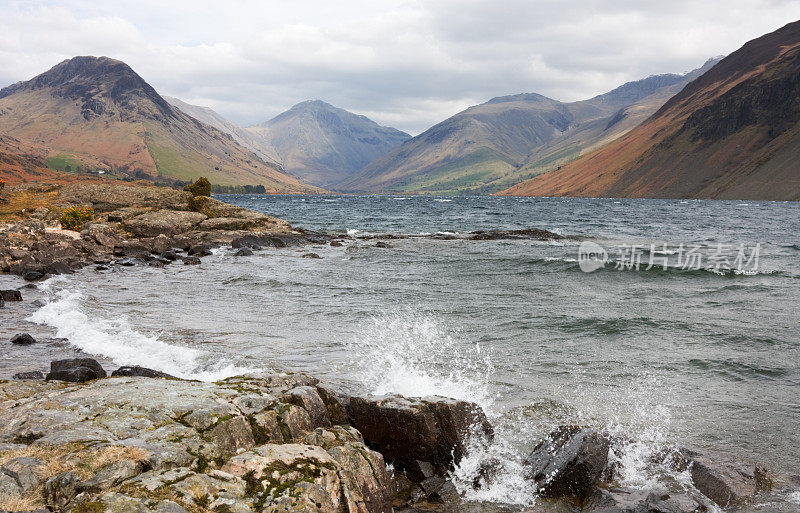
0;188;60;221
0;492;42;511
0;443;151;509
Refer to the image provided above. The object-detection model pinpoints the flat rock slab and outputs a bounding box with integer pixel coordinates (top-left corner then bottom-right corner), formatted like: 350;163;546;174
124;210;207;237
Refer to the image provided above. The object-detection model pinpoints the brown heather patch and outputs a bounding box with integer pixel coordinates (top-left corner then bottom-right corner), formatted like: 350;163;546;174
0;492;42;511
0;187;60;221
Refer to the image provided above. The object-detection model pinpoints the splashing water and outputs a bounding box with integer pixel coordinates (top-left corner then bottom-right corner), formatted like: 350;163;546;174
346;309;494;408
27;279;258;381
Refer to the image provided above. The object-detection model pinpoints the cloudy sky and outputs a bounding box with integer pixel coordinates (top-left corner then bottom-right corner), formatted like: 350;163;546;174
1;1;798;134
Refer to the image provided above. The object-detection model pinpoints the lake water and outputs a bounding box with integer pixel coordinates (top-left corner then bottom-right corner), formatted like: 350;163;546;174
2;194;798;509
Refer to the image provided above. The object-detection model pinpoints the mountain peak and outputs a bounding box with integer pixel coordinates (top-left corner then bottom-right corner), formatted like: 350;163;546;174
0;55;172;118
485;92;555;105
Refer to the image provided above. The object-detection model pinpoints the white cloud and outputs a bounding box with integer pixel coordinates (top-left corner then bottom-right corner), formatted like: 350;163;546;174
1;0;798;134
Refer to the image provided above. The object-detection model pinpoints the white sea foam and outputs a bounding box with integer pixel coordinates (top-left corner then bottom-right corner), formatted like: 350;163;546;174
28;282;257;381
346;228;360;236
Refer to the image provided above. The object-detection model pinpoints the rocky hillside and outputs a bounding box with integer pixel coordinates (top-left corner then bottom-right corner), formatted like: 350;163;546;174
163;96;282;166
337;61;718;194
245;100;410;188
0;57;320;193
503;21;800;200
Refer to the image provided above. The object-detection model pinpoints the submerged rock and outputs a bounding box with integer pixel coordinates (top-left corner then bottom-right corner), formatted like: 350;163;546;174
10;333;37;345
522;425;609;500
0;289;22;301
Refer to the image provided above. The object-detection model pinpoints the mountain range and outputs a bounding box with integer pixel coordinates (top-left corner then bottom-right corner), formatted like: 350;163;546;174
503;20;800;200
0;56;318;192
337;59;721;194
2;19;799;200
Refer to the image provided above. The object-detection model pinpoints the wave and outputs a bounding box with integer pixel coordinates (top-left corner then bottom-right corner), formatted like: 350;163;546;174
27;279;259;381
344;308;685;506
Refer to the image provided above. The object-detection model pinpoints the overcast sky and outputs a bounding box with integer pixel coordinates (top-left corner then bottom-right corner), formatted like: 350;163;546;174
1;1;798;134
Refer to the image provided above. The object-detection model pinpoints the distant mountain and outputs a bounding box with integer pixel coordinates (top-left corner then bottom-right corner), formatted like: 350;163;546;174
338;60;720;194
0;134;66;185
163;96;281;165
0;56;320;192
503;21;800;200
245;100;411;187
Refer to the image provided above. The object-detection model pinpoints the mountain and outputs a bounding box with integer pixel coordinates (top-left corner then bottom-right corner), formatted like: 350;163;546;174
503;21;800;200
0;56;320;192
244;100;411;187
338;60;721;194
163;96;281;165
0;134;66;185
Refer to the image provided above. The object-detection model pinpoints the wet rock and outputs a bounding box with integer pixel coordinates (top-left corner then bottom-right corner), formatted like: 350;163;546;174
46;358;107;382
159;250;178;262
13;370;44;380
330;240;343;247
0;290;22;301
233;247;253;256
522;425;609;500
302;252;322;259
116;257;141;267
678;448;770;507
182;256;201;265
375;241;392;248
23;270;44;281
187;244;213;256
10;333;37;345
111;366;175;379
584;487;712;513
349;395;493;476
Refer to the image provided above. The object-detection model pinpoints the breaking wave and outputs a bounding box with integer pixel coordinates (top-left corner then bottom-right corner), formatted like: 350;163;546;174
27;278;259;381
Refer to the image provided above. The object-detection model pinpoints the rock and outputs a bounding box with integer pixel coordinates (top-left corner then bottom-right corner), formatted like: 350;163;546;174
522;425;609;500
349;395;493;476
303;426;364;450
283;386;331;428
207;416;256;458
328;442;393;513
280;404;314;441
124;210;207;237
315;385;351;425
233;247;253;256
330;241;343;247
187;244;213;256
678;448;770;507
584;487;712;513
302;252;322;259
159;251;178;262
44;471;80;511
182;256;201;265
0;290;22;301
23;270;44;281
375;241;392;248
13;370;44;380
10;333;37;345
111;366;175;379
46;358;107;382
79;459;145;493
0;471;22;496
1;456;45;491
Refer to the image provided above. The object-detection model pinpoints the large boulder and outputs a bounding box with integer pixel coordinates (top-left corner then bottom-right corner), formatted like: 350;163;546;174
522;425;609;500
46;358;107;382
349;395;492;477
111;366;175;379
123;210;207;237
677;448;770;507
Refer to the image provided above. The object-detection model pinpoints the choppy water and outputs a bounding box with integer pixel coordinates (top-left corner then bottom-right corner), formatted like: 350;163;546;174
1;195;798;509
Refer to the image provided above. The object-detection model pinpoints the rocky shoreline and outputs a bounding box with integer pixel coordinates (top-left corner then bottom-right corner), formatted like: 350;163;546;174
0;363;788;513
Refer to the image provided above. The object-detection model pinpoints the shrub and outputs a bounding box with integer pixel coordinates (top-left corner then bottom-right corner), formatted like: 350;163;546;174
183;177;211;197
187;195;210;212
58;206;94;230
0;177;5;192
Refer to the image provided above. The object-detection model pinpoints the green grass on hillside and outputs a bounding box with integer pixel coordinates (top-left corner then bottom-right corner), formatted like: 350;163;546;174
45;154;84;172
